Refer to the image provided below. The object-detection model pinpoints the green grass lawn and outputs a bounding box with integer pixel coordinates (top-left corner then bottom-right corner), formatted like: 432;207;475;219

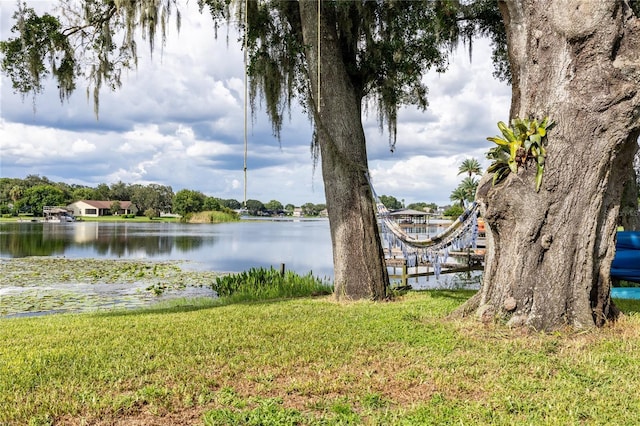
2;292;640;425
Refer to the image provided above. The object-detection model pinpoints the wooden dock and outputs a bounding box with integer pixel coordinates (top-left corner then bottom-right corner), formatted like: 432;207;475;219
385;247;485;287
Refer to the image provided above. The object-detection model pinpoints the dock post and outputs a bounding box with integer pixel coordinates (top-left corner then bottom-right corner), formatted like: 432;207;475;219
402;260;408;287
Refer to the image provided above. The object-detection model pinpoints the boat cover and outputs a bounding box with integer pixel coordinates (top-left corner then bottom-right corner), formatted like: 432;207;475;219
611;232;640;283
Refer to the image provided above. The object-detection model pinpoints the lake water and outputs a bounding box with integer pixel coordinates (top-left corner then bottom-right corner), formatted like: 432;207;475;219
0;219;477;317
2;219;637;317
0;219;335;278
4;221;637;295
0;219;481;288
0;219;338;317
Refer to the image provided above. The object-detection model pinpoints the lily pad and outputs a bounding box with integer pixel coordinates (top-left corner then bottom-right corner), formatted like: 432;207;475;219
0;258;222;317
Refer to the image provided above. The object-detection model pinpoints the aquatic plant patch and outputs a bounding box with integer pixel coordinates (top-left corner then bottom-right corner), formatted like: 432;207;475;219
0;258;221;316
1;289;95;316
0;257;186;285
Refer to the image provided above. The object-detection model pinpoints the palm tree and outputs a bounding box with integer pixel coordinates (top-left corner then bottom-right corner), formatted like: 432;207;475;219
9;186;23;203
459;177;479;203
458;158;482;178
449;187;468;208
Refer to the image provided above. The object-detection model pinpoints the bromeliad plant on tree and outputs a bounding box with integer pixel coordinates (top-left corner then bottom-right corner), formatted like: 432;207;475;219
486;117;553;191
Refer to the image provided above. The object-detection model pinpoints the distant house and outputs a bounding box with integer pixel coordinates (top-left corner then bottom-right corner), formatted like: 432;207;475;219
67;200;137;217
292;207;303;217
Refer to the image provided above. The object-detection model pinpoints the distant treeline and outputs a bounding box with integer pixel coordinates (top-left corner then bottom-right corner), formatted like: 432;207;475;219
375;194;464;217
0;175;326;218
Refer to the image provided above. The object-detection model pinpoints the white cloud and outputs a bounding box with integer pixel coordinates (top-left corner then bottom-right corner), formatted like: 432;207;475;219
105;168;144;184
0;121;96;162
71;139;96;154
185;140;233;157
175;124;194;139
370;156;457;204
0;1;510;206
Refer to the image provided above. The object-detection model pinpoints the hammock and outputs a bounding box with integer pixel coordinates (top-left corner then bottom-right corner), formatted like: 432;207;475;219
377;201;479;249
369;176;480;278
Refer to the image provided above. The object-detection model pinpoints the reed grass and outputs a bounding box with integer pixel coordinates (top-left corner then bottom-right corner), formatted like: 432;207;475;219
186;210;239;223
2;292;640;425
212;267;333;302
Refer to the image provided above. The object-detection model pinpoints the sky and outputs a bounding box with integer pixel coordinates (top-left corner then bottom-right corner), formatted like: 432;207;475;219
0;1;511;207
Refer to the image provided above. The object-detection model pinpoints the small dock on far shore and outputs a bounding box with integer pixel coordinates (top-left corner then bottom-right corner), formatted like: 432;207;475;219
384;242;485;288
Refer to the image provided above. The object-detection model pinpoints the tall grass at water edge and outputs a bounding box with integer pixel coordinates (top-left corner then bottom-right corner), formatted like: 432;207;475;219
211;267;333;303
185;210;239;223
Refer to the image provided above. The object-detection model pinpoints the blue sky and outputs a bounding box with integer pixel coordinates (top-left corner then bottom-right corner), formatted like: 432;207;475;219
0;1;510;206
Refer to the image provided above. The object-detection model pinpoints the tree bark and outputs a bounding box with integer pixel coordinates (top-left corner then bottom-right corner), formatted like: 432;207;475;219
456;0;640;329
299;1;388;300
619;162;639;230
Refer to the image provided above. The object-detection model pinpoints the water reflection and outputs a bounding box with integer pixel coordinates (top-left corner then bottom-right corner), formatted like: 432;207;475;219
406;270;483;290
0;222;208;258
0;220;334;278
1;223;63;257
0;220;480;287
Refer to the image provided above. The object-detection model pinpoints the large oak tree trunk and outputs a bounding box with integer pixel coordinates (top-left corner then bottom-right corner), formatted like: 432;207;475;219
299;2;388;300
457;0;640;330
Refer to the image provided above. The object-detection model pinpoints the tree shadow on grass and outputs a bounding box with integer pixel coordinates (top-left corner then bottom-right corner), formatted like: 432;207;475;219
424;289;477;304
91;298;223;318
423;291;640;315
92;295;319;318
